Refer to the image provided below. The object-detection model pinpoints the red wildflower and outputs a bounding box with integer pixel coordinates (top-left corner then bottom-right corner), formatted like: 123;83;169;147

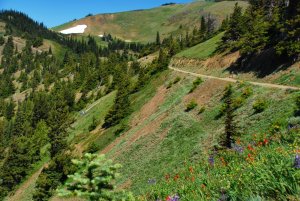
263;138;268;145
166;196;172;201
247;153;254;162
165;174;170;181
189;166;194;173
247;144;254;151
220;157;227;166
174;174;179;181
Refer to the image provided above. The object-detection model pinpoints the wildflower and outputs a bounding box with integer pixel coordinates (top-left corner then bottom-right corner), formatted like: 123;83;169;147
294;154;300;169
165;174;170;181
263;138;269;145
208;155;215;166
247;144;254;151
191;176;195;182
172;194;180;201
174;174;179;181
148;178;156;185
189;166;194;173
232;143;244;153
246;153;254;162
220;157;226;166
218;189;228;201
166;194;180;201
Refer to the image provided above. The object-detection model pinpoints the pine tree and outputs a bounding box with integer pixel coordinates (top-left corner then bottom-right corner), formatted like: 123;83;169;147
220;85;238;148
57;154;134;201
200;16;207;35
156;31;161;46
276;0;300;58
221;3;245;51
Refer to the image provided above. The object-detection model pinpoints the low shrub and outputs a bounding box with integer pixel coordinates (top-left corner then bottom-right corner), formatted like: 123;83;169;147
166;82;173;89
86;142;99;153
189;78;203;93
173;76;181;84
242;86;253;98
185;100;198;112
88;116;98;131
253;98;267;113
198;106;206;114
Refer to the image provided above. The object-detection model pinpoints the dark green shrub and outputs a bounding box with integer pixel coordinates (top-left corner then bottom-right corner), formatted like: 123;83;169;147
189;78;203;93
88;116;98;131
173;76;181;84
253;98;267;113
242;86;253;98
115;124;129;136
295;94;300;109
0;36;4;46
86;142;99;153
166;82;173;89
232;96;245;109
198;106;206;114
185;100;198;112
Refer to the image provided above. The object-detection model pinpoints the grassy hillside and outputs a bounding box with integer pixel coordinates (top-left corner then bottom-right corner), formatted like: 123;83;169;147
6;65;300;200
53;1;248;42
175;32;224;59
93;70;300;200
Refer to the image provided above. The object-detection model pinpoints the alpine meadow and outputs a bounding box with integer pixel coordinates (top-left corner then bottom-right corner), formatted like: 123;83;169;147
0;0;299;201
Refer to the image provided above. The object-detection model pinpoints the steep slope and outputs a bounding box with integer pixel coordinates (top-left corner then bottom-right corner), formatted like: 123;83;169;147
87;68;300;200
53;1;248;42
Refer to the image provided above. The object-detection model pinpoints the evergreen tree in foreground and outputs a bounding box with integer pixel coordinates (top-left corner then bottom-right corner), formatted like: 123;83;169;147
58;153;134;201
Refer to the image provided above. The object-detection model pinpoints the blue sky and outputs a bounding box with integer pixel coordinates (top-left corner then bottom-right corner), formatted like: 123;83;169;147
1;0;193;28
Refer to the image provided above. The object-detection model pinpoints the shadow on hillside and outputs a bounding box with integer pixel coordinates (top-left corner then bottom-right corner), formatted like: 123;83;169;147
224;48;294;78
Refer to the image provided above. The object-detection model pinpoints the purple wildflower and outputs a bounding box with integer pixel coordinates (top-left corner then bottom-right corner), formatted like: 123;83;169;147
218;189;228;201
147;178;156;185
208;155;215;166
295;154;300;169
172;194;180;201
232;144;244;153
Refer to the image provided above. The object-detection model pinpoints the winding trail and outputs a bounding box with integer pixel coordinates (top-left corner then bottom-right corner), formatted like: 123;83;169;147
169;66;300;90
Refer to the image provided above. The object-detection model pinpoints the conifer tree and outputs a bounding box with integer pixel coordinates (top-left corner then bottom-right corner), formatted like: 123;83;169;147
58;154;134;201
156;31;161;46
220;85;238;148
221;3;245;51
200;16;207;35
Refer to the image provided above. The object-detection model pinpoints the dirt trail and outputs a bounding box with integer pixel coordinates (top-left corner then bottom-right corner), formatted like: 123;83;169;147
7;165;45;201
169;66;300;90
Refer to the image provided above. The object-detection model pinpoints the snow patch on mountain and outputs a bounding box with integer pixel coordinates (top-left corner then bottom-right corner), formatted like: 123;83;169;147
60;25;87;34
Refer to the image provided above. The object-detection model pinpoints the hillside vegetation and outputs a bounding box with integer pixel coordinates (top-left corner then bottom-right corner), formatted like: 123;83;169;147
1;1;300;201
175;32;223;59
54;1;248;42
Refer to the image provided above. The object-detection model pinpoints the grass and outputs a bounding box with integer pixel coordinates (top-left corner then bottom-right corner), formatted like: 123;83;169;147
68;91;116;142
86;69;300;200
175;32;224;59
53;1;248;42
44;39;67;60
90;71;169;152
140;82;300;200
